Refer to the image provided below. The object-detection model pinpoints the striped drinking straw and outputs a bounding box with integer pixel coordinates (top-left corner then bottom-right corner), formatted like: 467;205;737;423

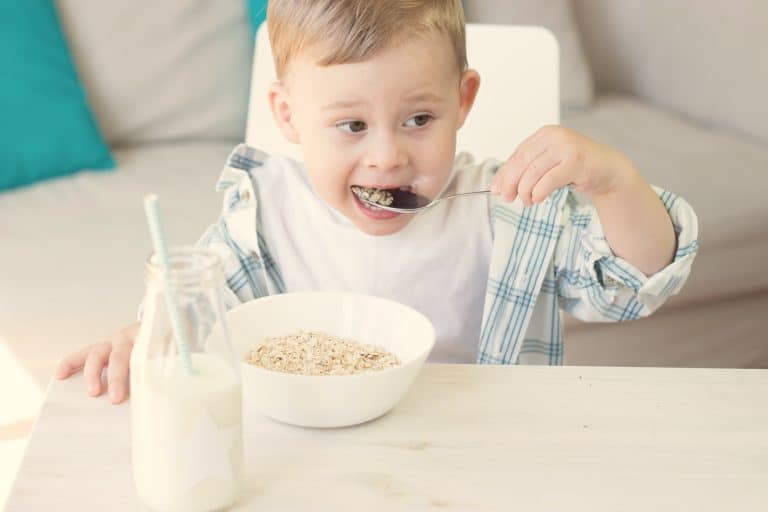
143;194;195;376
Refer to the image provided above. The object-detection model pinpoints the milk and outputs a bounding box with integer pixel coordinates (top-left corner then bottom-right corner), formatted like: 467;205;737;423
131;353;243;512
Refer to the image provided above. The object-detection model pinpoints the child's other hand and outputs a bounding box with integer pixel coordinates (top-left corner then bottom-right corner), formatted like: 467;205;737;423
490;125;637;206
55;322;139;404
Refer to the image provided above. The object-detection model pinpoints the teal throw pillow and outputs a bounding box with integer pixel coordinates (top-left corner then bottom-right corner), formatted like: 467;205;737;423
0;0;114;192
247;0;269;34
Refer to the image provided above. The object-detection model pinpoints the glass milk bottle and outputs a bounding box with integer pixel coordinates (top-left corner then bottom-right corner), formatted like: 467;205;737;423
130;247;243;512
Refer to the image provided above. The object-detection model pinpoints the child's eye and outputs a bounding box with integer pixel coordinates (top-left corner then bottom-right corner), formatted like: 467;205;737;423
337;120;367;133
404;114;433;128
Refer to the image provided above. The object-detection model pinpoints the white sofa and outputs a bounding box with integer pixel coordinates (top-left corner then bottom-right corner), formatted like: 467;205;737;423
2;1;766;388
562;1;768;367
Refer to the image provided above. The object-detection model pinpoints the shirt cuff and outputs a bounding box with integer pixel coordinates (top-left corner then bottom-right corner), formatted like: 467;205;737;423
582;187;700;302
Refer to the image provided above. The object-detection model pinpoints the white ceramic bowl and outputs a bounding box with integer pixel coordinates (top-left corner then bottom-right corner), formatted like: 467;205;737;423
226;292;436;428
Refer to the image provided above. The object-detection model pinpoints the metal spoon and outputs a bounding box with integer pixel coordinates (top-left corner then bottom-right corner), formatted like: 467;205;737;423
352;186;491;214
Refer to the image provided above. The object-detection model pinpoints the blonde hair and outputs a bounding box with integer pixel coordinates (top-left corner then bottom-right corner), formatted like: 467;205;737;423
267;0;467;79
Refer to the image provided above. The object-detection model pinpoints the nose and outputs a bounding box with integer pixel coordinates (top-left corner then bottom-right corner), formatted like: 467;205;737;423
363;131;408;171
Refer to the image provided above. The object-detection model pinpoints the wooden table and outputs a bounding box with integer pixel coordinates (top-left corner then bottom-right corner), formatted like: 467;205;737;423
6;364;768;511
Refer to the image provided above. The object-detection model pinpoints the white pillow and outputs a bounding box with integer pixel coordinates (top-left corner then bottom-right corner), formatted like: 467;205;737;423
463;0;594;109
55;0;253;145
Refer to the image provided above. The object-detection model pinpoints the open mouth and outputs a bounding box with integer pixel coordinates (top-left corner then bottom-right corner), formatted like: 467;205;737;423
350;185;411;207
350;185;410;219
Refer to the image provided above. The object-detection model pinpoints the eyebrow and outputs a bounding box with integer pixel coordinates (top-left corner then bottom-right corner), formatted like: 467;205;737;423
321;99;366;111
321;92;444;112
406;92;443;103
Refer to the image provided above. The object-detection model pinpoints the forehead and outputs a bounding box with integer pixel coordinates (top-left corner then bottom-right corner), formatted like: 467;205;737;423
284;32;460;100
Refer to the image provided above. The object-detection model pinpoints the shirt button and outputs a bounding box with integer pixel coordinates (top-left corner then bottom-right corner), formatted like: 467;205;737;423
241;190;250;201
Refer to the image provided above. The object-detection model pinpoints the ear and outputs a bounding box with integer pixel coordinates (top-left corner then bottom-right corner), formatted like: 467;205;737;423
268;82;300;144
456;69;481;130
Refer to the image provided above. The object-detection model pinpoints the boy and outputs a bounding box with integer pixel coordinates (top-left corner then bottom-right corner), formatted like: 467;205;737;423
56;0;698;403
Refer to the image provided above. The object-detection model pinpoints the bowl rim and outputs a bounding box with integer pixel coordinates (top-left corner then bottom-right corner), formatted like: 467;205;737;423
234;291;437;380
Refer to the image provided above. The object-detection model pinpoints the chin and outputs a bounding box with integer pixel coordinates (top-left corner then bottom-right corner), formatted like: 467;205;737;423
352;217;411;236
338;195;413;236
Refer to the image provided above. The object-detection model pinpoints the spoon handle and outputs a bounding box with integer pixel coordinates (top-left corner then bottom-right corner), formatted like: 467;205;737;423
436;189;491;202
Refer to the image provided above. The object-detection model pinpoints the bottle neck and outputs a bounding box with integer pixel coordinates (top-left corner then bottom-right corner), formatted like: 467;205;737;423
144;247;224;291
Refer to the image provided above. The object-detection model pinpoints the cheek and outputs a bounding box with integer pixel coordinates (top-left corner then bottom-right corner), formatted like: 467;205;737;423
303;155;354;205
421;122;457;161
411;128;457;191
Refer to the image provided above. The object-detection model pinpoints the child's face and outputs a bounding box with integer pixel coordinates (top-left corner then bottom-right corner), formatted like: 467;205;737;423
270;32;480;236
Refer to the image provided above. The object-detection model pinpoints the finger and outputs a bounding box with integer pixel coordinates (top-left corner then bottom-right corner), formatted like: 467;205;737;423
491;154;517;194
83;342;112;397
513;125;551;161
517;151;563;206
530;163;573;203
499;147;547;202
495;128;555;199
107;337;134;404
55;345;95;379
491;128;550;194
512;125;559;167
491;153;530;198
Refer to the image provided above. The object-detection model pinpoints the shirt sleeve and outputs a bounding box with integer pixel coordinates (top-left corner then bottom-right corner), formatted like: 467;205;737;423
553;186;699;322
194;143;284;310
138;144;274;320
195;221;253;310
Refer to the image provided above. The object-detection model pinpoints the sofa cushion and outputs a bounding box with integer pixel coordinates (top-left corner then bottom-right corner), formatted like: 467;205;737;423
574;1;768;145
0;0;114;191
562;95;768;308
0;142;229;383
565;291;768;368
463;0;594;109
55;0;253;145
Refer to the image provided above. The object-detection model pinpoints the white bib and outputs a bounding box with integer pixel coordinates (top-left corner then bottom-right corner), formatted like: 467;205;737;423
255;156;492;363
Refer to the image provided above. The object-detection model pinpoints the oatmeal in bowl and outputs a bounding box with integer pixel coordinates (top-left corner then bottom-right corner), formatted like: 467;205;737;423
219;292;436;428
244;331;402;376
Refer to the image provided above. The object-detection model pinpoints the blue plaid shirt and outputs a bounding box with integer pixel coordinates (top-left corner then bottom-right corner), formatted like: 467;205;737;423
199;144;699;365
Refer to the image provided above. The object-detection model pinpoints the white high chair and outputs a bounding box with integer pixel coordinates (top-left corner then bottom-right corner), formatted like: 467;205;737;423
245;24;559;163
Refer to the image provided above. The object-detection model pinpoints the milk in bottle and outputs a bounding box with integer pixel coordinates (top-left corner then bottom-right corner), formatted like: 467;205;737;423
130;248;243;512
